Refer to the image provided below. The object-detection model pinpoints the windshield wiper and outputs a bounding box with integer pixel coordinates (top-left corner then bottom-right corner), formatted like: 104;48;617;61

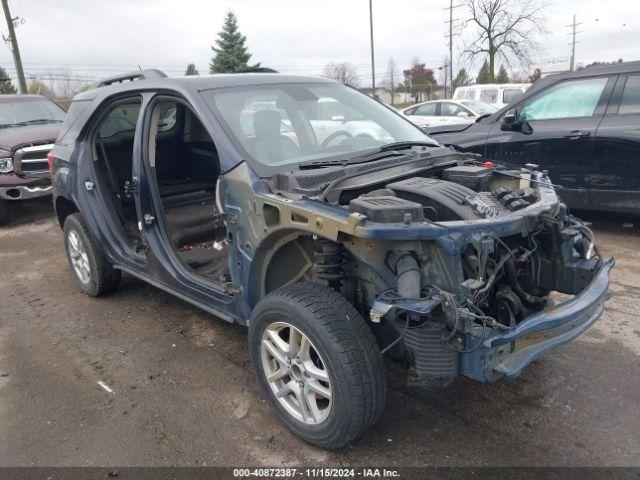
377;140;439;152
299;141;440;170
22;119;63;125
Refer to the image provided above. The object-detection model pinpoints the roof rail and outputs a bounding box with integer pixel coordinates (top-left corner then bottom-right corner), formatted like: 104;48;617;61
235;67;279;73
94;69;167;88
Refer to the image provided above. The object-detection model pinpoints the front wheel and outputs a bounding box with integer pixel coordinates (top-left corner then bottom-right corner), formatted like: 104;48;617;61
248;282;386;448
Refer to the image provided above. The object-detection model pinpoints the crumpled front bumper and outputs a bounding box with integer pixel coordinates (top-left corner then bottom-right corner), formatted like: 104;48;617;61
462;258;615;382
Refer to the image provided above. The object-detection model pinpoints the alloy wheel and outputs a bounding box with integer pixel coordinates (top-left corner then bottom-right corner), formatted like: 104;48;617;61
260;322;332;424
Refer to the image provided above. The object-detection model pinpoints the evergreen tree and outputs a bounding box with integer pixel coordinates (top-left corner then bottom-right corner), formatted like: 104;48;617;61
453;68;471;89
476;60;490;84
0;67;17;94
210;11;259;73
185;63;200;76
496;64;510;83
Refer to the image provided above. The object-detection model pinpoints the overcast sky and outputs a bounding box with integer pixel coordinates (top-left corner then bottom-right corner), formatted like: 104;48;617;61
1;0;638;87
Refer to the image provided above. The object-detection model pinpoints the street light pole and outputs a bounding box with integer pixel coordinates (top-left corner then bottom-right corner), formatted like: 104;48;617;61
369;0;376;100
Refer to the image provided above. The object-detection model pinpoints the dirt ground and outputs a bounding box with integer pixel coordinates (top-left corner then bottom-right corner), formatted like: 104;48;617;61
0;199;639;467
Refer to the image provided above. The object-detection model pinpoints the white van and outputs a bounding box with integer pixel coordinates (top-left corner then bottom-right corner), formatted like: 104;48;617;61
453;83;530;109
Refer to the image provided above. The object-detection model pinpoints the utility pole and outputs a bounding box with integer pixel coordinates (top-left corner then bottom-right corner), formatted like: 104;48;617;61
567;14;582;71
369;0;376;100
444;1;460;98
1;0;26;93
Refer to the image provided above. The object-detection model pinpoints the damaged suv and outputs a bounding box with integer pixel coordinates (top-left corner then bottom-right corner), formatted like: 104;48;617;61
51;69;613;448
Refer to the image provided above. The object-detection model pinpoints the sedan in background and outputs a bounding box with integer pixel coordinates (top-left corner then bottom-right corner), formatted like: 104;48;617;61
400;99;497;128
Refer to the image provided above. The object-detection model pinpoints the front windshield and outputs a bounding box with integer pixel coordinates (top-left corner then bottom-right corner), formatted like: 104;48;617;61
0;98;66;128
459;100;497;115
201;82;436;167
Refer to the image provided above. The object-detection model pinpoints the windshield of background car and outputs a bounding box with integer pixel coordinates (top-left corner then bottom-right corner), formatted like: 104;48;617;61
0;98;66;128
459;100;497;114
201;82;436;167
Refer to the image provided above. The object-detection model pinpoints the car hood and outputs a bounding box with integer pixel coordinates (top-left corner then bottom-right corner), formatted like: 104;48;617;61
0;124;61;153
425;122;475;135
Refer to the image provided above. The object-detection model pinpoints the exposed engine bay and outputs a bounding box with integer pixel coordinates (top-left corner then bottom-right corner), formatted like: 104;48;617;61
268;150;604;385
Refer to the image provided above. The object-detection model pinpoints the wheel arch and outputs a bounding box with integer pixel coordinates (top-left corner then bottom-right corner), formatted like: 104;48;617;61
55;196;79;228
247;229;317;308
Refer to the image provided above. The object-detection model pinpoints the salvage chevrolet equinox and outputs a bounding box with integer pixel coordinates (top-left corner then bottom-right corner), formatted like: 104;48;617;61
51;69;613;448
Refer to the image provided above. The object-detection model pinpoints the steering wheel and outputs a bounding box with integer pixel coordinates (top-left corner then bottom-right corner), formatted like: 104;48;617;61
320;130;353;148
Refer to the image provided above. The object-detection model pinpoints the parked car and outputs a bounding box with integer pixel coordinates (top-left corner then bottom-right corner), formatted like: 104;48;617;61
0;94;66;225
453;83;530;109
428;61;640;214
51;69;612;448
400;99;498;128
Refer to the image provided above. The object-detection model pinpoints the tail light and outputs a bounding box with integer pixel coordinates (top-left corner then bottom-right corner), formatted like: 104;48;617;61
47;150;54;171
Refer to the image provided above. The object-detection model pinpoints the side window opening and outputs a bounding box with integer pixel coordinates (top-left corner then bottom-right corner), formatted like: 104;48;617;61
479;88;498;104
148;100;229;282
619;75;640;115
93;99;142;247
520;77;608;121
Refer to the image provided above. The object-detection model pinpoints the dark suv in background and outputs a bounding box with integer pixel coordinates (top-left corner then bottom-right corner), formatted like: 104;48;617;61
427;62;640;215
0;94;66;225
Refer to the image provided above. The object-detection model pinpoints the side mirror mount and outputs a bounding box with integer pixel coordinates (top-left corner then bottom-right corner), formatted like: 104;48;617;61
457;111;470;118
501;108;521;131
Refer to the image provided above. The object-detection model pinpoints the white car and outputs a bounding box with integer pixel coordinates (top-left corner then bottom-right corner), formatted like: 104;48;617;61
308;98;393;145
453;83;531;109
400;100;498;128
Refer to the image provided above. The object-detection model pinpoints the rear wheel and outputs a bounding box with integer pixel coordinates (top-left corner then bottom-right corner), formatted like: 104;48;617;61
248;282;386;448
0;200;10;226
63;213;121;296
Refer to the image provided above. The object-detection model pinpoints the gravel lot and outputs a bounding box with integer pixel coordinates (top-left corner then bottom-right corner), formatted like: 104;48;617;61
0;200;639;467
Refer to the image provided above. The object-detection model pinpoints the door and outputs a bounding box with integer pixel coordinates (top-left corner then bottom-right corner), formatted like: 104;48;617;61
485;76;613;209
590;73;640;213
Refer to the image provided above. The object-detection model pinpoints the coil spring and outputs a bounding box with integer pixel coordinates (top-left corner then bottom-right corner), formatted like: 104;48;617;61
313;238;345;288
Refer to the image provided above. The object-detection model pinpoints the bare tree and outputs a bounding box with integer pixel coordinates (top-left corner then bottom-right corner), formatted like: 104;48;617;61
384;57;398;105
462;0;547;82
323;62;360;88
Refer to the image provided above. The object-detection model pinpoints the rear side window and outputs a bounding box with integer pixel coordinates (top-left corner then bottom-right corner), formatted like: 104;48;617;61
479;89;498;104
619;75;640;114
464;89;476;100
98;103;140;138
520;77;608;121
413;103;436;116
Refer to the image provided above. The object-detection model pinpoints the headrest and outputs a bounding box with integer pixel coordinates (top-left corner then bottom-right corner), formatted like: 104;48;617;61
253;110;282;139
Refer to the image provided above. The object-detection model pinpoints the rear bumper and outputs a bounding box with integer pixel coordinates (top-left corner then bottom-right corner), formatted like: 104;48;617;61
464;258;614;381
0;185;52;200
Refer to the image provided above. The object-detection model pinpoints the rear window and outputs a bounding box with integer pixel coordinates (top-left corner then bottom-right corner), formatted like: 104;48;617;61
619;75;640;115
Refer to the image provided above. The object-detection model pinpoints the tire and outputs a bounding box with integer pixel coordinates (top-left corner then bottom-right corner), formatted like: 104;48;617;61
248;282;386;448
0;200;10;226
63;213;121;296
